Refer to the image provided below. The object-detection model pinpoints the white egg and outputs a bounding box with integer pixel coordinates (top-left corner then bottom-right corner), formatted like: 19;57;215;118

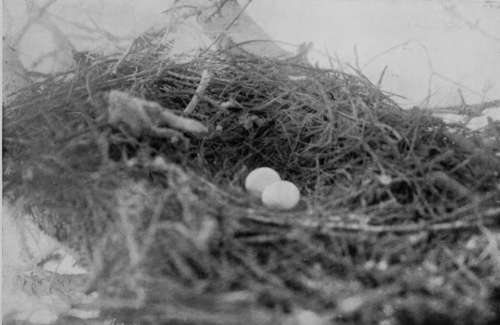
261;180;300;210
245;167;281;197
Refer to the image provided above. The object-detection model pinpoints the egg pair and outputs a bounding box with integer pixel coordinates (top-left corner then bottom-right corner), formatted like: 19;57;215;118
244;167;300;210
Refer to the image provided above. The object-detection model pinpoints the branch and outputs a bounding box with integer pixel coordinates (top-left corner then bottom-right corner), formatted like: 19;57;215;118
184;69;212;114
427;98;500;117
107;90;209;138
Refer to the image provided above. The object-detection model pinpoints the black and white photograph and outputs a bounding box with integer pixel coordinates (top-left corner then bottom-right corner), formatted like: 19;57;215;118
2;0;500;324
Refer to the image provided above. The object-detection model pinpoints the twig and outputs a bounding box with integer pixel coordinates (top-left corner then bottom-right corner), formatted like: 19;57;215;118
428;99;500;118
184;69;212;114
117;209;141;267
107;90;208;136
112;39;136;74
48;12;129;42
202;0;255;54
443;248;488;295
428;171;471;199
14;0;58;47
318;218;490;234
293;207;500;234
159;107;209;133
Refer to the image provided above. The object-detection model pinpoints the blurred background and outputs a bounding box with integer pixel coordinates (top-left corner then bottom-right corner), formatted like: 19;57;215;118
3;0;500;115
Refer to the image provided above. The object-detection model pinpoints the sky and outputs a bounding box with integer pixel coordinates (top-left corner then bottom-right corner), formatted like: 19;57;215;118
247;0;500;108
4;0;500;109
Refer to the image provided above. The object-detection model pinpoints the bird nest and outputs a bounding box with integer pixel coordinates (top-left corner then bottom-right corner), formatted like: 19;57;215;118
3;43;500;325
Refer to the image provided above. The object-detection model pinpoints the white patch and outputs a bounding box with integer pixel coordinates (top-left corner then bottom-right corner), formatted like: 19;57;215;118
67;308;101;319
2;202;88;320
467;106;500;130
28;309;59;324
41;250;88;275
288;75;308;81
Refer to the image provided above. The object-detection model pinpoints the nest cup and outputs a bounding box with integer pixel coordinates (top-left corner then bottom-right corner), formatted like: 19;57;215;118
3;43;500;325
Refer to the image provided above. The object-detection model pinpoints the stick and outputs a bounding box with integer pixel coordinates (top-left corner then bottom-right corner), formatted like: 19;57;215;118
184;70;212;115
241;206;500;234
429;99;500;117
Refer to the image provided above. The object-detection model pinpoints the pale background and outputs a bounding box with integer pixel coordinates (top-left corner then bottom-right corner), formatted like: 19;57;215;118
4;0;500;110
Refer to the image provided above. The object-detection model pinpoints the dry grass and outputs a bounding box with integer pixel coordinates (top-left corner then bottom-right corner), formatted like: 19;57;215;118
3;41;500;325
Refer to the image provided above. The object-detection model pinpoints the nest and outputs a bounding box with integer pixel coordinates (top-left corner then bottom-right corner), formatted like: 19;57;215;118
3;42;500;325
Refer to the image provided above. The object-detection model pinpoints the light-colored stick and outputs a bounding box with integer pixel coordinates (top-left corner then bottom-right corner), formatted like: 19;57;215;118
184;69;212;115
107;90;208;137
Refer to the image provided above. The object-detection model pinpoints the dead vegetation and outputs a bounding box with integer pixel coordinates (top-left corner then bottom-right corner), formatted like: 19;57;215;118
3;37;500;324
